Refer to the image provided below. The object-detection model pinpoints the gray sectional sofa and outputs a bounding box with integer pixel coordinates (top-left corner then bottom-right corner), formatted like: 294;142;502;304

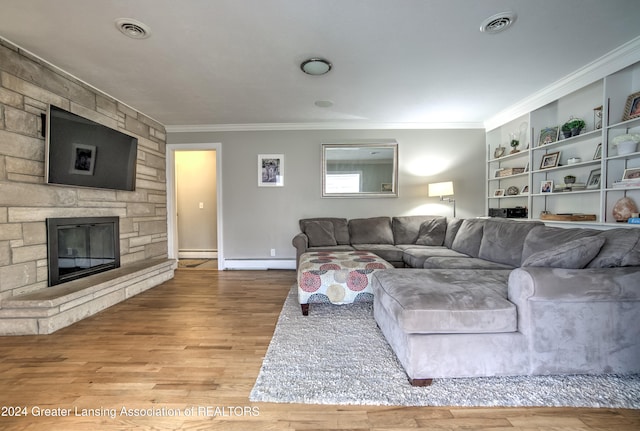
292;216;640;385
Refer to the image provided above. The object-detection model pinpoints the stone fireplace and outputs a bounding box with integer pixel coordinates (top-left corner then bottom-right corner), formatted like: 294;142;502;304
46;217;120;286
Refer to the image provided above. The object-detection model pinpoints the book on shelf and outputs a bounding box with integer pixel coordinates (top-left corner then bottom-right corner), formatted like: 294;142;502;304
628;217;640;224
612;179;640;188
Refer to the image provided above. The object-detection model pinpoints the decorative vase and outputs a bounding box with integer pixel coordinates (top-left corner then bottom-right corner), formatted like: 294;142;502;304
617;140;638;155
612;197;638;222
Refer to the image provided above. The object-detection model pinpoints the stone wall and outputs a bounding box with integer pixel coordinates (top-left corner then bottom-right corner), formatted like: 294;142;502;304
0;38;168;300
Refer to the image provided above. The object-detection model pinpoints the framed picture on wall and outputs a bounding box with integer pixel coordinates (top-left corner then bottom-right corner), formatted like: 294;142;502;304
258;154;284;187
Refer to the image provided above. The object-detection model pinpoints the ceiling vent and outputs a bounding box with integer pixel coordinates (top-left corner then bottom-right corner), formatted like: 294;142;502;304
480;12;517;34
115;18;151;39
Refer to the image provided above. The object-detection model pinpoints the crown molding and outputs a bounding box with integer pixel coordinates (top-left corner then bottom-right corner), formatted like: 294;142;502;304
484;36;640;131
165;121;484;133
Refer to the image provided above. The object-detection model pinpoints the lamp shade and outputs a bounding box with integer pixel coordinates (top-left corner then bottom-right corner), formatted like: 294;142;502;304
428;181;454;197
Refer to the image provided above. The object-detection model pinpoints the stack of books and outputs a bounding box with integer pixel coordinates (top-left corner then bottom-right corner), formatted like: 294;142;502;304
612;179;640;188
554;183;587;192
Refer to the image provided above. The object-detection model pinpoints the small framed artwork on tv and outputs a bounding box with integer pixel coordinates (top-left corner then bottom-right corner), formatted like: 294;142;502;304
69;143;96;176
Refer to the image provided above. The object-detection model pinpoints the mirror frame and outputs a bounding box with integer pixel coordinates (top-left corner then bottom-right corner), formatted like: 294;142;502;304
321;142;399;198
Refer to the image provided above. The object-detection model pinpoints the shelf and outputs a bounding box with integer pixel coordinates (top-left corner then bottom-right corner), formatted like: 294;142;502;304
532;129;601;152
488;150;529;163
486;60;640;226
531;189;600;197
606;150;640;160
488;172;528;181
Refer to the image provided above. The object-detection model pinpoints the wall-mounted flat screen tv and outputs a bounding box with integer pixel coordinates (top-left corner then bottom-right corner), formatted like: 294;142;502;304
45;105;138;191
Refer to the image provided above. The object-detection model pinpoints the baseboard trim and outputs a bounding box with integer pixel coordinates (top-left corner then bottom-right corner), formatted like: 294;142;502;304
178;251;218;259
223;259;296;270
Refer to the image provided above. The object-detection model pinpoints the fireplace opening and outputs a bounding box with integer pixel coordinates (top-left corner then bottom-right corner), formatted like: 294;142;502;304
46;217;120;286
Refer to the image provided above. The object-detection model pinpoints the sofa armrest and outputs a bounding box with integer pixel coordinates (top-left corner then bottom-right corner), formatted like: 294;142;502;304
508;266;640;303
507;266;640;375
292;233;309;269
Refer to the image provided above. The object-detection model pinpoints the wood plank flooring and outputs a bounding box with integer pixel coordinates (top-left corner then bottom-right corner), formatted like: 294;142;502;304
0;269;638;430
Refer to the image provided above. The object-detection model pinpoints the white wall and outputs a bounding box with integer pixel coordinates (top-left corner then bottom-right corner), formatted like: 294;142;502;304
175;150;217;256
168;128;486;262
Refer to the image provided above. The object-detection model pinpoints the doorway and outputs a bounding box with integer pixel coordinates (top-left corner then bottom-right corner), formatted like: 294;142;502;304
166;143;223;270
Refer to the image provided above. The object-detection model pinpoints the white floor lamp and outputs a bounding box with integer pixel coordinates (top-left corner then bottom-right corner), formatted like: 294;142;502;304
428;181;456;217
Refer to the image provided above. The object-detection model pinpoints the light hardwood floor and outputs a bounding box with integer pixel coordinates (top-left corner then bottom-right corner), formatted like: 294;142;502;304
0;269;637;430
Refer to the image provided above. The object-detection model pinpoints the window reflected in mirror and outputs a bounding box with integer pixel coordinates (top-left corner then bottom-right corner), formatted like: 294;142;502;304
322;142;398;197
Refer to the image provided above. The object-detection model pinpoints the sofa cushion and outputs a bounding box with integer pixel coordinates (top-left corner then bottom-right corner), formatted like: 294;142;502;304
587;228;640;268
443;217;463;249
415;218;447;246
450;219;486;258
478;219;542;267
372;269;515;334
352;244;403;264
423;257;514;270
349;217;394;244
521;225;600;263
300;218;350;245
402;246;469;268
303;220;337;246
392;215;443;245
522;236;605;269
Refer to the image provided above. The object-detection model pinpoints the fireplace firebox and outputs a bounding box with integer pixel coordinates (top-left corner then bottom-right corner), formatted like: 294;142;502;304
46;217;120;286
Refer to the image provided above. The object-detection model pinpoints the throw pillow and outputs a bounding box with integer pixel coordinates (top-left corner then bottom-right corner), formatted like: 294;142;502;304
415;219;446;246
304;220;337;247
522;236;605;269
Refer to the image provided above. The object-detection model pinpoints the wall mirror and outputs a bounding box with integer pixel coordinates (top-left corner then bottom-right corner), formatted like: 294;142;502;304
322;142;398;197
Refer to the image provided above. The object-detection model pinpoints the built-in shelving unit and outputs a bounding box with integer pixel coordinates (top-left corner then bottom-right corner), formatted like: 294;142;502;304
486;60;640;228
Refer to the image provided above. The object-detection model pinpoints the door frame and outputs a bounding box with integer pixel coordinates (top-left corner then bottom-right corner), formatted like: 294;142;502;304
166;142;224;270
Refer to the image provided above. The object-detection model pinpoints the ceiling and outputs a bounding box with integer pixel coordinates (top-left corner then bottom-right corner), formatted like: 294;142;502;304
1;0;640;130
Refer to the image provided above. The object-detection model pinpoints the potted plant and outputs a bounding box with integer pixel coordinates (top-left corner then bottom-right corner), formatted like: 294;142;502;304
561;118;586;138
509;133;519;154
612;133;640;155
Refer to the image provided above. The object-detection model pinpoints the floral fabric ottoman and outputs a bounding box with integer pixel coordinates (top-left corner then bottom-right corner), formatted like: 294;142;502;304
297;251;393;315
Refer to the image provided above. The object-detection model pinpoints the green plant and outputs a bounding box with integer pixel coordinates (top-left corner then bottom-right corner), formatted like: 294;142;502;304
510;138;519;148
563;118;585;131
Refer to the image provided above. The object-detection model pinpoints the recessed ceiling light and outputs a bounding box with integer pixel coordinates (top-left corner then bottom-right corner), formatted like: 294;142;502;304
480;11;517;34
301;58;332;75
314;100;333;108
115;18;151;39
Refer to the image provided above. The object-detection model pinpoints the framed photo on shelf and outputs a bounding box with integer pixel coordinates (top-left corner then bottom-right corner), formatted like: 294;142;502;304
540;151;560;169
587;169;601;189
258;154;284;187
622;167;640;180
593;143;602;160
538;126;559;146
540;180;553;194
622;91;640;121
493;189;505;197
520;185;529;194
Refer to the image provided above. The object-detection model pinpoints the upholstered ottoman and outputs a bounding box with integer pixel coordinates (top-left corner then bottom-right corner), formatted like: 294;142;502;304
372;269;526;385
297;251;393;315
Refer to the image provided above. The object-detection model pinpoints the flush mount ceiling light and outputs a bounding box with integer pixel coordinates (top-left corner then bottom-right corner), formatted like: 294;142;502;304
301;58;332;75
115;18;151;39
480;11;517;34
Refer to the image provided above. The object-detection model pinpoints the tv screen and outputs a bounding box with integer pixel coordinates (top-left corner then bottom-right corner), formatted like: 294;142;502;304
45;105;138;191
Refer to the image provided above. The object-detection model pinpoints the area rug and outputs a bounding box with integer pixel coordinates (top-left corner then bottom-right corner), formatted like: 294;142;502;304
250;287;640;408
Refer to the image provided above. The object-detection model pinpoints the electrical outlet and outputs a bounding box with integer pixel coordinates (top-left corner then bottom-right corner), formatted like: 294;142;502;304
270;248;276;257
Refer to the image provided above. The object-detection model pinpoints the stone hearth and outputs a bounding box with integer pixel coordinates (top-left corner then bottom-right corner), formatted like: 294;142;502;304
0;258;176;335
